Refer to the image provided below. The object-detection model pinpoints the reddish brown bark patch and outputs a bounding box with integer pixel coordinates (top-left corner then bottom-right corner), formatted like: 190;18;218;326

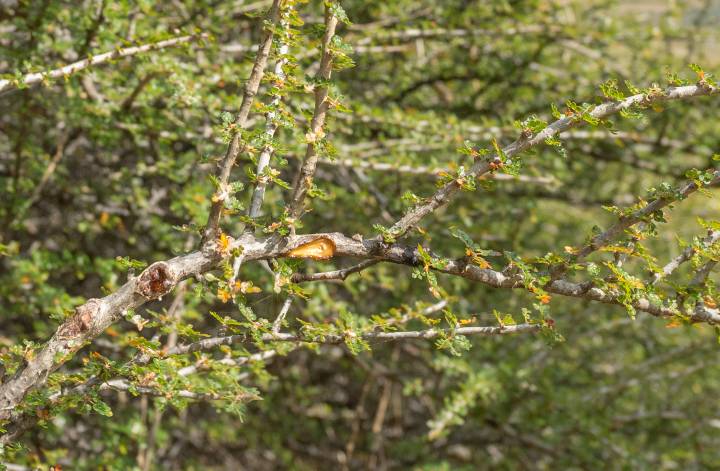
136;262;177;300
57;298;101;338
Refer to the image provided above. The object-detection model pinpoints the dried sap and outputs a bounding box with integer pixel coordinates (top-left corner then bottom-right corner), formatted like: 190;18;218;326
287;237;336;260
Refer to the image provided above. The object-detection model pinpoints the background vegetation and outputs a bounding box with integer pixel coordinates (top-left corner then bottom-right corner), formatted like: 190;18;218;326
1;0;720;469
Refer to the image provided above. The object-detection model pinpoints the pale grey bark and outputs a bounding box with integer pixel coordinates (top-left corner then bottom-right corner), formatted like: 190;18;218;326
575;172;720;260
202;0;282;243
387;84;719;238
287;7;339;220
291;259;379;283
247;6;292;220
322;158;556;185
165;323;539;356
652;230;720;285
0;33;208;94
1;81;718;443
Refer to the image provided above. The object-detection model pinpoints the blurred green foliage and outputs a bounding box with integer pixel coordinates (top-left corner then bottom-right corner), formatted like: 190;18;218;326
1;0;720;469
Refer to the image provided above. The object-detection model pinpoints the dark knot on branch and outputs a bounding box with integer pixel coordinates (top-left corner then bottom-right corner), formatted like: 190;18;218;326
136;262;177;300
57;298;101;339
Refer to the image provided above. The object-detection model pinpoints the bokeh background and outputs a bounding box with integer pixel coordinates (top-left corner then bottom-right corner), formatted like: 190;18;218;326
1;0;720;468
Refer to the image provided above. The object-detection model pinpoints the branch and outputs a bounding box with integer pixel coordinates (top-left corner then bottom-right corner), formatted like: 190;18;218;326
0;331;274;445
120;72;161;110
287;6;339;221
32;297;438;417
96;379;249;401
17;127;73;218
166;324;539;355
321;158;556;185
2;165;717;435
354;25;557;45
0;254;214;422
158;301;448;360
175;349;278;377
272;297;293;333
0;230;300;425
573;171;720;260
336;114;690;151
202;0;281;243
688;260;717;288
228;232;720;324
291;259;379;283
247;4;292;220
0;33;208;95
652;230;720;285
6;212;720;431
386;83;719;239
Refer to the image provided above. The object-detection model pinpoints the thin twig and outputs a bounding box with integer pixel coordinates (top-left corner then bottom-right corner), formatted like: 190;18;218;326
121;72;161;110
322;158;555;185
98;378;258;402
689;260;717;288
202;0;281;244
272;297;293;333
247;4;292;220
1;82;718;443
170;323;539;354
573;172;720;262
0;33;208;94
291;259;379;283
176;349;277;377
23;127;71;212
652;230;720;285
355;25;557;45
387;83;719;239
287;6;339;221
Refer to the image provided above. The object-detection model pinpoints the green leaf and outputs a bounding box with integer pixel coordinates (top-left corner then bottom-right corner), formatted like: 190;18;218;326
91;397;113;417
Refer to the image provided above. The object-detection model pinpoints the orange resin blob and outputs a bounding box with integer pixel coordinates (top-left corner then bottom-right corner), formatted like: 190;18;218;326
287;237;336;260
